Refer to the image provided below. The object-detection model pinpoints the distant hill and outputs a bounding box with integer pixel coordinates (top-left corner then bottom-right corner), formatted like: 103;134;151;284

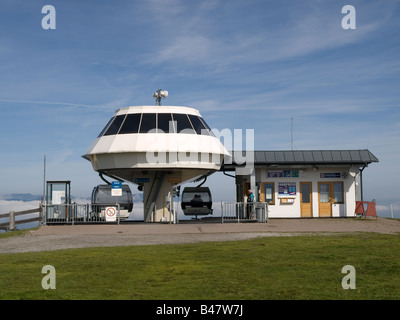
1;193;144;203
2;194;42;202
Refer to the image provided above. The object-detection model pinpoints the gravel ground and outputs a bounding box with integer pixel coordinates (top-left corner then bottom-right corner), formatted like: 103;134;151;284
1;218;399;254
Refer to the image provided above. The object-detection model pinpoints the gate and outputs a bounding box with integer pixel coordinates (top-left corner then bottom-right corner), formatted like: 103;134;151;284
43;203;121;225
220;202;268;223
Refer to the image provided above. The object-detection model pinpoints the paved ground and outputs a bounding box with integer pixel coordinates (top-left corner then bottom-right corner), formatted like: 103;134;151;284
1;218;399;254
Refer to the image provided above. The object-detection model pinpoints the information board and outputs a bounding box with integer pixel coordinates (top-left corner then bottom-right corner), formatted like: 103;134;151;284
278;182;296;196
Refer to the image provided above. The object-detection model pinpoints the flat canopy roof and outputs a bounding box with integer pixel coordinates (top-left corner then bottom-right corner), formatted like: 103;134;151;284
222;149;378;170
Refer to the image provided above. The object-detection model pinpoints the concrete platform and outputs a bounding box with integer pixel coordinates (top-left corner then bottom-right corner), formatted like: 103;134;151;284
1;218;399;254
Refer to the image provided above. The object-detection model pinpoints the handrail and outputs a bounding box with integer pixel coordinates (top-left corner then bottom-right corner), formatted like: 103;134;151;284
0;206;42;231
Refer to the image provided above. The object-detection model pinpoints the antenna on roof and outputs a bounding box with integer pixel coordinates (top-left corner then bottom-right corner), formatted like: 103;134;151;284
291;116;294;150
152;89;168;106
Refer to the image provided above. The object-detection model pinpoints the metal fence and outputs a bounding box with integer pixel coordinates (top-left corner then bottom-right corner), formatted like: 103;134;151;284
42;201;268;225
43;203;124;225
220;202;268;223
0;206;42;231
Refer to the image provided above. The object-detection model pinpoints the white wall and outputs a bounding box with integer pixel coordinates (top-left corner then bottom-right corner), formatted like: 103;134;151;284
254;166;359;218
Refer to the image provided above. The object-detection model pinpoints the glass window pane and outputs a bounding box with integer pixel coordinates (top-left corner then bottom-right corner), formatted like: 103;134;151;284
172;113;195;134
157;113;174;133
334;182;343;203
183;192;210;202
119;113;141;134
265;183;274;203
301;184;310;203
188;115;209;135
139;113;156;133
199;117;215;137
97;117;115;137
104;115;126;136
319;184;330;202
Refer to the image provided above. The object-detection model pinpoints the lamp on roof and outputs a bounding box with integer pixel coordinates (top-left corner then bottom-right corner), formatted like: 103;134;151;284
153;89;168;106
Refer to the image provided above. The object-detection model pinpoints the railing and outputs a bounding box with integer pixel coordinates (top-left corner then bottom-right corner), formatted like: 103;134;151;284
220;202;268;223
1;202;267;229
43;203;123;225
0;206;42;232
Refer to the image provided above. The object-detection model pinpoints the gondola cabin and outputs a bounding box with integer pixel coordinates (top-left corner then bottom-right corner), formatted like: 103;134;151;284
91;184;133;219
181;187;213;216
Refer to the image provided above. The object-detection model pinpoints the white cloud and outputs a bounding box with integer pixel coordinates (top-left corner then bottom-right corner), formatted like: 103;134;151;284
147;1;388;69
0;200;41;216
156;35;211;63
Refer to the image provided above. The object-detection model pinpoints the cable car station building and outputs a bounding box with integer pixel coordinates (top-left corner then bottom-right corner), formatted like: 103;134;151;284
223;150;378;218
79;90;379;222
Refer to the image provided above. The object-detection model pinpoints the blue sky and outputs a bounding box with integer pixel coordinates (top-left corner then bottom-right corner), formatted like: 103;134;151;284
0;0;399;214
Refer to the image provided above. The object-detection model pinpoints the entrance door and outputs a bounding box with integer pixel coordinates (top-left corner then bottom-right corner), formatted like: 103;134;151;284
300;182;313;217
318;182;332;217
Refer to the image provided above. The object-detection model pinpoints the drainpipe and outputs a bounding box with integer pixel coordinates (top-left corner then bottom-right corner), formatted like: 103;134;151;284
359;164;367;201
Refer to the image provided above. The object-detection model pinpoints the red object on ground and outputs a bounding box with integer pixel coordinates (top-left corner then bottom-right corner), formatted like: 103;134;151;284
355;201;377;218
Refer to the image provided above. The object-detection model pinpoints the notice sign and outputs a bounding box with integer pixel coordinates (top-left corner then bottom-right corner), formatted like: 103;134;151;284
105;207;117;222
320;173;341;178
278;182;296;196
111;181;122;196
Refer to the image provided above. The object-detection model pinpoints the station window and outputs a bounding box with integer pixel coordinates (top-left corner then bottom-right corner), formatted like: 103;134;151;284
333;182;344;203
199;117;215;137
97;116;115;137
188;114;210;135
98;113;214;136
157;113;174;133
139;113;156;133
172;113;195;134
104;115;126;136
119;113;142;134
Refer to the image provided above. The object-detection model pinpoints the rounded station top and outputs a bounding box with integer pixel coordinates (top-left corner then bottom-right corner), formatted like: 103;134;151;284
83;105;230;174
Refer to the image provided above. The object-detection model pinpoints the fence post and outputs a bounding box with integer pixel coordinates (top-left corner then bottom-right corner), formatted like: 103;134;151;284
42;204;46;226
221;201;224;223
117;203;120;225
9;211;16;231
39;205;43;226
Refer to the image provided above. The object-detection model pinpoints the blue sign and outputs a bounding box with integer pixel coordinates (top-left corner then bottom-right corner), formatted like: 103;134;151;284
320;173;341;178
134;178;150;183
112;181;122;189
111;181;122;196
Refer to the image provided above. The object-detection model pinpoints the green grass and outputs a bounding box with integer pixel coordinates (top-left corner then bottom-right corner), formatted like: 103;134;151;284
0;228;39;239
1;233;400;300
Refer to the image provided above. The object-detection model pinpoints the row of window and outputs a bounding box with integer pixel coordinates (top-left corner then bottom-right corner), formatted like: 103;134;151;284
262;181;344;205
98;113;214;137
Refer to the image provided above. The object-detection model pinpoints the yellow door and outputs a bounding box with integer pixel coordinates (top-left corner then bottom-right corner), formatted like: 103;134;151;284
300;182;312;217
318;182;332;217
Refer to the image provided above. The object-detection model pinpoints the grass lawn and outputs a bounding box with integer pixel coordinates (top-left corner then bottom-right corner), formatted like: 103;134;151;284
0;233;399;300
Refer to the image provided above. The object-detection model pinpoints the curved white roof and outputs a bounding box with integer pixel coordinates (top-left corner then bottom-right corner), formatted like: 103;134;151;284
115;105;202;116
83;105;231;175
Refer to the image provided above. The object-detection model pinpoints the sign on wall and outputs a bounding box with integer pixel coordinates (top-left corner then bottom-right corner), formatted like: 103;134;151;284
278;182;296;196
268;170;299;178
320;173;341;178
